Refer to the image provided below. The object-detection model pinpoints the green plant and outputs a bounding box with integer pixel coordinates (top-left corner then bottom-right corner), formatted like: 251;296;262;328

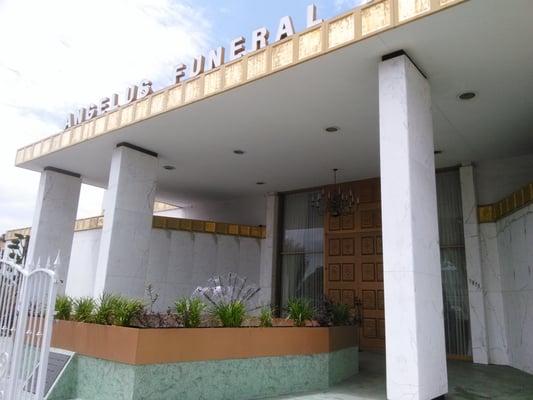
211;300;246;327
175;297;206;328
145;284;159;313
55;295;72;320
112;297;145;327
73;297;96;323
286;298;314;327
94;293;121;325
331;302;350;326
259;306;273;327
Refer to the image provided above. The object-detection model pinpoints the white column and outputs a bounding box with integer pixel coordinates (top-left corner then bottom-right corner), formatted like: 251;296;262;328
27;167;81;294
460;164;489;364
94;144;158;298
379;53;447;400
259;193;279;306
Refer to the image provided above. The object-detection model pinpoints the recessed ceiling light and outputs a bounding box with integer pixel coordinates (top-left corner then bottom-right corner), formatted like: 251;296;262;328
434;150;443;155
256;181;265;185
233;149;246;155
458;91;477;101
163;165;175;170
325;126;340;133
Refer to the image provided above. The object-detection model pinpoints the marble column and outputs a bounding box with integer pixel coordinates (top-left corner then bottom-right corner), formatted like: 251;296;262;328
94;143;158;298
27;167;81;294
379;52;447;400
459;164;489;364
259;193;279;307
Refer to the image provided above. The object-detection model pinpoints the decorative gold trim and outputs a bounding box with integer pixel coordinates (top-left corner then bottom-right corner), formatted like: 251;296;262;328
478;183;533;223
5;216;266;240
15;0;467;166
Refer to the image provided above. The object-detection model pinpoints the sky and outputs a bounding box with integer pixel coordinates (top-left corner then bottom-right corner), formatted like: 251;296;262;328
0;0;365;235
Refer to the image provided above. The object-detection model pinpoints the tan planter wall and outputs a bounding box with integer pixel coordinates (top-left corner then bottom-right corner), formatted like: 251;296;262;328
51;320;357;365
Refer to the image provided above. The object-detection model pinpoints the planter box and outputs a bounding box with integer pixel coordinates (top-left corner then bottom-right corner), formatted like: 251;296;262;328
49;321;359;400
51;320;357;365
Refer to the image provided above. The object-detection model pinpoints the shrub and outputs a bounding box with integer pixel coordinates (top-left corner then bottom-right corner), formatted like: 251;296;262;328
175;297;206;328
112;297;145;327
55;295;72;320
94;293;121;325
73;297;96;323
286;298;314;327
211;300;246;327
259;306;273;327
331;302;351;326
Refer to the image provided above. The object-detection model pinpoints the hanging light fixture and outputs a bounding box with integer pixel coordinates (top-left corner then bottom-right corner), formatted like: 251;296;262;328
310;169;358;216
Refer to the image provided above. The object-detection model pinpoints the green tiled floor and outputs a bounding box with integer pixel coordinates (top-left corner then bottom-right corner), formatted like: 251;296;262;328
272;352;533;400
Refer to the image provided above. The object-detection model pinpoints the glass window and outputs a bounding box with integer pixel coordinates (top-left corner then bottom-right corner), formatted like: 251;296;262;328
437;169;471;358
279;190;324;310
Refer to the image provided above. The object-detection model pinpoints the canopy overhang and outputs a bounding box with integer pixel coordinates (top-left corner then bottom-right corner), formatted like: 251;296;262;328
15;0;533;205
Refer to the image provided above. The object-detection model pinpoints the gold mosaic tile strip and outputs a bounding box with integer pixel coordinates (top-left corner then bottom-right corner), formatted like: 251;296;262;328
153;217;265;238
94;117;107;136
167;86;183;109
224;60;244;87
15;0;466;166
398;0;431;22
478;182;533;223
153;216;167;229
32;142;42;159
120;105;135;126
71;127;82;144
5;216;266;241
361;0;392;36
107;111;121;130
61;130;71;147
247;50;268;79
204;70;223;95
179;219;192;231
228;224;240;235
204;221;216;233
185;78;203;103
328;14;355;48
134;99;151;121
81;121;94;140
272;40;294;70
150;92;167;115
299;28;322;60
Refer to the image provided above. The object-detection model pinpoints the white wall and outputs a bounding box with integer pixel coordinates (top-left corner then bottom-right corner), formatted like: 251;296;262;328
179;195;267;226
65;229;101;298
65;228;263;312
479;204;533;374
145;229;262;311
497;205;533;374
476;154;533;204
479;222;510;365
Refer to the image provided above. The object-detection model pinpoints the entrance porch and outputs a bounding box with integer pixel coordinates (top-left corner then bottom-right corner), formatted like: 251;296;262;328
10;0;533;399
274;352;533;400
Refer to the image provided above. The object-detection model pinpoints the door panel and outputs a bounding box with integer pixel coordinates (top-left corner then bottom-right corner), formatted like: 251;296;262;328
324;178;384;351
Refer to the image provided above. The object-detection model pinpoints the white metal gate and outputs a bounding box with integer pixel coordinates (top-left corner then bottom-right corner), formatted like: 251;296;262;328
0;258;59;400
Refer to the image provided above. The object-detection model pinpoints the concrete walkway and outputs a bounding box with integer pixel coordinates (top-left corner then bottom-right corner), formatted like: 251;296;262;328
272;352;533;400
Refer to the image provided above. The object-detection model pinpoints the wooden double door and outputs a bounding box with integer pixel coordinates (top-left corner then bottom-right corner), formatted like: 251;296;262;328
323;178;385;351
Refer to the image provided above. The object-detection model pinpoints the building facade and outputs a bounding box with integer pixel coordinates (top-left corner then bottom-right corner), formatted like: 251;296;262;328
7;0;533;399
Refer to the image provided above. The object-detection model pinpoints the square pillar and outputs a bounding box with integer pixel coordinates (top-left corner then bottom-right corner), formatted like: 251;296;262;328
459;164;489;364
379;52;447;400
94;144;158;298
259;193;279;306
27;167;81;294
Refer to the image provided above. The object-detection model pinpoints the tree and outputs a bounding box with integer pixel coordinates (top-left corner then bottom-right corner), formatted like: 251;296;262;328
7;233;30;265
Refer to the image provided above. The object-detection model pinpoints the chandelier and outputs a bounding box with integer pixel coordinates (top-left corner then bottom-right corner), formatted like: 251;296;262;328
310;169;358;216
